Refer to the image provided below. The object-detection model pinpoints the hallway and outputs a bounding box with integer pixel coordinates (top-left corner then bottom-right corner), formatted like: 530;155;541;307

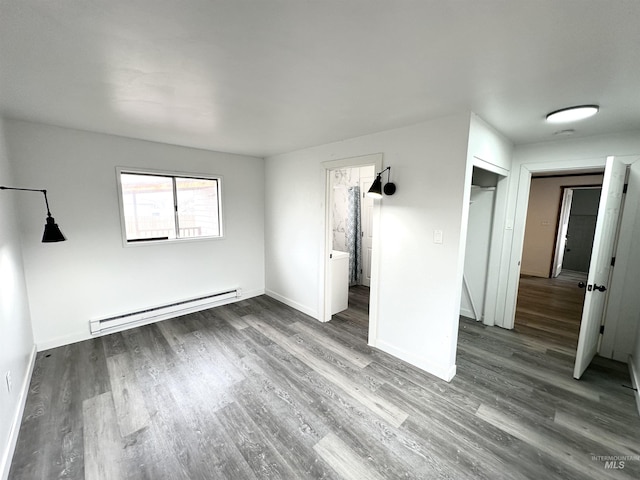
514;271;588;352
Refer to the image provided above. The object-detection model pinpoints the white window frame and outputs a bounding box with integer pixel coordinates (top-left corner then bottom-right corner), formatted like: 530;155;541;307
116;167;224;246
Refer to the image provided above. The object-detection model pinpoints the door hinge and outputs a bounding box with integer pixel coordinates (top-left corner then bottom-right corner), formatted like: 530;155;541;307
600;325;605;334
611;257;616;267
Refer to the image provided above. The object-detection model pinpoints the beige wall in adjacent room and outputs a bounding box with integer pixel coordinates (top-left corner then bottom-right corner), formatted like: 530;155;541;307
521;174;604;277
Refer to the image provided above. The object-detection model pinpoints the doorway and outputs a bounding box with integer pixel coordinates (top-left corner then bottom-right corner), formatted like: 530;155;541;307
552;186;602;276
322;154;382;346
459;157;632;380
460;166;500;322
515;174;604;348
329;165;375;289
502;156;628;379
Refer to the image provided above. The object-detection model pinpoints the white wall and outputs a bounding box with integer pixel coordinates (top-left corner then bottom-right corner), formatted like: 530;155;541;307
464;115;513;327
0;118;36;480
4;120;266;349
467;114;512;173
266;112;489;381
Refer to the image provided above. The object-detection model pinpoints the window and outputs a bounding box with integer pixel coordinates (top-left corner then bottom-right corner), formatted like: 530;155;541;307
117;169;222;243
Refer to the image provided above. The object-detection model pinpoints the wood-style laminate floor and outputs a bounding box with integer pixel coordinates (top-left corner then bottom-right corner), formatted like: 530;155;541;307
9;287;640;479
514;270;588;350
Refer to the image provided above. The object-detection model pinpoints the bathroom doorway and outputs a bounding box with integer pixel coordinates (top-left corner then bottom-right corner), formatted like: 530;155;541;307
322;154;382;345
330;165;375;288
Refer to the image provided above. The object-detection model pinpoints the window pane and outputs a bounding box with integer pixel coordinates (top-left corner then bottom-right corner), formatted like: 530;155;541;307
121;174;176;240
175;178;220;238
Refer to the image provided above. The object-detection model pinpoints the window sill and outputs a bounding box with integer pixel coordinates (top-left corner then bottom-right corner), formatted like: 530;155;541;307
123;235;225;247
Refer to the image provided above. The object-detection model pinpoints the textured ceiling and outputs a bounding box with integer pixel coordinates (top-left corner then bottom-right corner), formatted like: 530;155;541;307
1;0;639;157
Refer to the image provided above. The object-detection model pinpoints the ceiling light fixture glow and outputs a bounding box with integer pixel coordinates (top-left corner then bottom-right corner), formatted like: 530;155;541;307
546;105;599;123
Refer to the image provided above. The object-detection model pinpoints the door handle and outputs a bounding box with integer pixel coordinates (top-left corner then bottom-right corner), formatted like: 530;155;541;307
593;284;607;292
577;281;586;289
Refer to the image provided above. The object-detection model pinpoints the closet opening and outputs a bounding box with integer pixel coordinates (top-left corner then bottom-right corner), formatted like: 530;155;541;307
460;166;500;323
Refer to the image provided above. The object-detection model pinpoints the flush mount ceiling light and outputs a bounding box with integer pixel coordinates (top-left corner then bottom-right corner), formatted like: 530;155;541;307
546;105;599;123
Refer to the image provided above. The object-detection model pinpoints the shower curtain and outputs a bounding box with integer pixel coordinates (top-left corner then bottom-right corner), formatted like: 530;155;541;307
346;186;362;286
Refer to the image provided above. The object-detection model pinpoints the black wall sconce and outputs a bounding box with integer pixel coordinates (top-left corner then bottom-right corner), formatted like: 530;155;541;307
0;186;66;242
366;166;396;199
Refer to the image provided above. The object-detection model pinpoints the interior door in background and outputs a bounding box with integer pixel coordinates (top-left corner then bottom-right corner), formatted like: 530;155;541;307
574;157;626;379
360;175;374;287
552;188;573;277
562;188;601;273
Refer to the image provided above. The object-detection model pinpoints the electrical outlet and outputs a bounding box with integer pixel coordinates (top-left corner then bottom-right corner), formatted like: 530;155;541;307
6;371;12;394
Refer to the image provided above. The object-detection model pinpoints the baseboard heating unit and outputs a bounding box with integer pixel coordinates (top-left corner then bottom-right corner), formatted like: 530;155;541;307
90;288;242;335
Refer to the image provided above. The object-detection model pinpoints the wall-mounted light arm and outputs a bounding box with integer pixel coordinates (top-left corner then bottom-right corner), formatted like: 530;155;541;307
0;186;67;242
366;166;396;198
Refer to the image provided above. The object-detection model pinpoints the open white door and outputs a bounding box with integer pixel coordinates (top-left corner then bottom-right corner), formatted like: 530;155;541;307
573;157;627;379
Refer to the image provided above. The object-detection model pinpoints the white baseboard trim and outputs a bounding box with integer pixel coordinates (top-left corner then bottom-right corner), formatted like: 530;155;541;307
373;339;457;382
36;288;266;352
628;355;640;417
37;331;92;352
265;289;318;319
237;288;265;300
1;344;37;480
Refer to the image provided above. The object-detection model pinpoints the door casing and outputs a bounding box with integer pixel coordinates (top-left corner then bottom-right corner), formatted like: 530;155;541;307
498;157;609;330
321;154;382;347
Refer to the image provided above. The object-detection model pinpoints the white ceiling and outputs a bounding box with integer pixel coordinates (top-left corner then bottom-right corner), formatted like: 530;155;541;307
1;1;639;158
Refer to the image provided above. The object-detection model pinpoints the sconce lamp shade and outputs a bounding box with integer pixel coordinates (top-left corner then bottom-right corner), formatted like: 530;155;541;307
366;175;383;199
1;185;67;243
366;166;396;199
43;215;66;242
